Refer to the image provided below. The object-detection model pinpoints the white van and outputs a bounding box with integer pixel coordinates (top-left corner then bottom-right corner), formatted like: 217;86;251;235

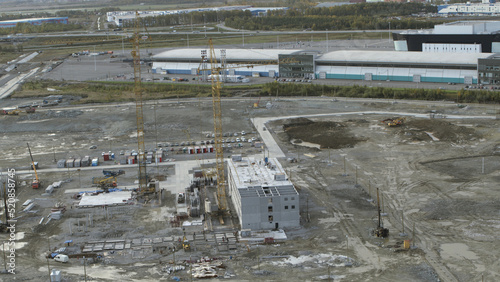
54;254;69;263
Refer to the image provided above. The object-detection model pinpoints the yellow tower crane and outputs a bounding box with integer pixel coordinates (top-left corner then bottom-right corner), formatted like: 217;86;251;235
131;11;148;194
208;38;228;212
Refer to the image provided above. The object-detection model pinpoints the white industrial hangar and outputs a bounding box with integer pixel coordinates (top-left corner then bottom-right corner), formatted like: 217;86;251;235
152;48;305;78
316;50;492;84
152;48;492;84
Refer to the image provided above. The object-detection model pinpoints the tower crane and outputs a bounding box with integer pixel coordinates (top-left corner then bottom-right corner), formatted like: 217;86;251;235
131;11;149;195
208;38;228;212
27;143;41;189
199;41;300;213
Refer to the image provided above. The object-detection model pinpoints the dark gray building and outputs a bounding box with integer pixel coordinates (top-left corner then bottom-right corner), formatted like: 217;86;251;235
278;54;315;79
478;55;500;85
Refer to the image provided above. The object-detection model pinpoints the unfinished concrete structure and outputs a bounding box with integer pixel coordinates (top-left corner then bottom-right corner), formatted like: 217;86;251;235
227;155;299;230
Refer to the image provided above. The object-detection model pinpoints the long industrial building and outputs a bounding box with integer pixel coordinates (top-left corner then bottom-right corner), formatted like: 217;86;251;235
152;48;305;78
392;21;500;53
152;47;492;84
0;17;68;28
227;156;300;230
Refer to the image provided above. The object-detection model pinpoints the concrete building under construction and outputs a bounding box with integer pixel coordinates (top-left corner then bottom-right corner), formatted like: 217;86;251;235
227;155;300;230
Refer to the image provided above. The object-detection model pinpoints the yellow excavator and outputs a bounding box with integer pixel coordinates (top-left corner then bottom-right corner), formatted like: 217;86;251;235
382;117;406;127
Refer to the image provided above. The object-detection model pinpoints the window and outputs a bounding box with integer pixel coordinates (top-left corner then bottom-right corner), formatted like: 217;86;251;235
268;198;273;203
268;215;273;222
291;205;295;209
291;197;295;201
285;206;288;210
284;197;288;201
268;206;273;212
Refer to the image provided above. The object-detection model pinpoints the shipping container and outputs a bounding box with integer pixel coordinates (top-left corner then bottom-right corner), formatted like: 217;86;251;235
82;156;90;166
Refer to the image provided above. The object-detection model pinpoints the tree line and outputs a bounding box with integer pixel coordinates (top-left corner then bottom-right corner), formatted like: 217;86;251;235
122;2;439;31
259;82;500;104
0;23;84;35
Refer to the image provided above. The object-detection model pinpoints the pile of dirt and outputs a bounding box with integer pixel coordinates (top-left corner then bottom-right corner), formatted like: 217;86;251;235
400;119;480;142
282;118;366;149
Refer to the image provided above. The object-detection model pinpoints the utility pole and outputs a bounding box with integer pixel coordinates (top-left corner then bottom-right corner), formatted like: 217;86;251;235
83;256;87;282
326;29;329;53
46;258;51;280
2;242;6;272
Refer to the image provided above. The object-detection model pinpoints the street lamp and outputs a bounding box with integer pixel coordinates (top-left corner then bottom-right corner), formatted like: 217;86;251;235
242;26;245;47
388;21;391;41
326;29;329;53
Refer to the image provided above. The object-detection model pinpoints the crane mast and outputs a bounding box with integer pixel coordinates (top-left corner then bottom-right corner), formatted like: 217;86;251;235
131;11;148;194
209;39;227;211
27;142;40;189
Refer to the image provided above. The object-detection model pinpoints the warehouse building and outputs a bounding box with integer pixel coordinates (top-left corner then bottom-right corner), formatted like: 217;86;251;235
314;50;491;84
392;21;500;53
152;48;306;78
152;47;492;84
438;1;500;15
0;17;68;28
227;156;300;230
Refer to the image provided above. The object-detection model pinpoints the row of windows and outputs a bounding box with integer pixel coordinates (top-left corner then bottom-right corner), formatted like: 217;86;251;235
268;196;295;204
268;205;295;212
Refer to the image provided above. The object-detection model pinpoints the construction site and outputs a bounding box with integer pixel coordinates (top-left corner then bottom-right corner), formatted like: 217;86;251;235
1;14;500;282
0;89;499;281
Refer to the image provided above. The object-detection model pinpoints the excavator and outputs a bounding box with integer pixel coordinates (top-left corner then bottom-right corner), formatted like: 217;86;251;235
381;117;406;127
98;176;118;192
27;143;41;189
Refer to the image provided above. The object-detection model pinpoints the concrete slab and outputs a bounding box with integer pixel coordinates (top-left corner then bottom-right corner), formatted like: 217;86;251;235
78;191;133;207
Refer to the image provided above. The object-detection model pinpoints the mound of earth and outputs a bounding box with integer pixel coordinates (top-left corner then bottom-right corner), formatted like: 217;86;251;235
400;119;480;142
282;118;365;149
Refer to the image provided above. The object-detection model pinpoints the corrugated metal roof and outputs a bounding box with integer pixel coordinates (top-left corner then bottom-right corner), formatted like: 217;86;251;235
153;48;304;62
316;50;493;66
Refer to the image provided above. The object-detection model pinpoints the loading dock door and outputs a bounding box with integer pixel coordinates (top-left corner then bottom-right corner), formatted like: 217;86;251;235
413;75;421;83
464;76;473;84
365;73;372;81
319;72;326;79
191;68;198;75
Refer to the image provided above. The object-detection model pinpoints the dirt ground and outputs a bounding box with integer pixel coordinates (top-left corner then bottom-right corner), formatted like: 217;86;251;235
0;95;499;281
